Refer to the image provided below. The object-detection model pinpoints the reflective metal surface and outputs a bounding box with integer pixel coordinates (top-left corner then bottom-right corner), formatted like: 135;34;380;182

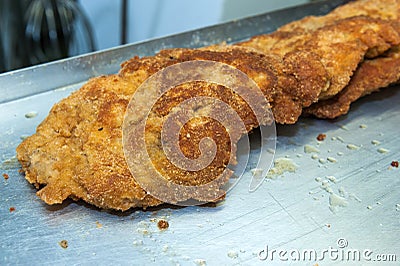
1;1;399;265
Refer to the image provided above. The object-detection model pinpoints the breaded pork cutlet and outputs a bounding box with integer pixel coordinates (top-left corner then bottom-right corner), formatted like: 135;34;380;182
18;46;328;210
16;0;400;211
152;47;328;124
277;0;400;33
237;0;400;118
305;45;400;119
237;16;400;100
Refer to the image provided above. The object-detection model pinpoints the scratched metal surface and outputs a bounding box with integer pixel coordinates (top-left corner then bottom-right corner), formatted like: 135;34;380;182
1;1;399;265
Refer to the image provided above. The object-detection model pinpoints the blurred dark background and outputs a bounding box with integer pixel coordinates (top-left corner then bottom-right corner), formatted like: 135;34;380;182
0;0;96;73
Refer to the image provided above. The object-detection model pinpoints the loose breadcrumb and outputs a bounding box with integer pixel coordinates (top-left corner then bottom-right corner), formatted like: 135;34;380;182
194;259;207;266
327;176;337;183
371;140;381;145
59;240;68;249
2;173;9;180
327;157;337;163
227;250;239;259
96;221;102;228
24;111;38;119
311;154;319;160
377;148;389;154
347;144;360;150
157;219;169;230
317;133;326;141
304;145;320;154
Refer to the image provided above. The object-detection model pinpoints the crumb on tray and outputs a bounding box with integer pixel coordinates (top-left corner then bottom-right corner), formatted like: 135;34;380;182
194;259;207;266
24;111;38;119
304;144;320;154
267;158;298;178
59;240;68;249
371;140;381;145
347;144;360;150
227;250;239;259
377;148;389;154
327;157;337;163
317;133;326;141
157;219;169;230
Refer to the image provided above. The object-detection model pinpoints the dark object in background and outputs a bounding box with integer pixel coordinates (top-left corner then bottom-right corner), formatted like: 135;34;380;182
121;0;128;45
0;1;31;72
0;0;96;73
24;0;96;65
0;26;4;73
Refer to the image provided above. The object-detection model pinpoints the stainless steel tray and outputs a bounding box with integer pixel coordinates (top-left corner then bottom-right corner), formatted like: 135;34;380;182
1;1;399;265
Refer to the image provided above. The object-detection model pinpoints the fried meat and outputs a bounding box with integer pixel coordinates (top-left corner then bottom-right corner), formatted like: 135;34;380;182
18;47;326;209
16;0;400;210
304;45;400;119
237;16;400;100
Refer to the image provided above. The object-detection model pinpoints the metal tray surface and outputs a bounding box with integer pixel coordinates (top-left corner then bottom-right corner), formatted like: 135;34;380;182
1;1;399;265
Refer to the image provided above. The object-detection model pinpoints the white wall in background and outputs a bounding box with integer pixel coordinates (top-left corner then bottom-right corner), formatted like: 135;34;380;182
79;0;121;50
220;0;309;21
127;0;224;43
80;0;224;50
80;0;309;51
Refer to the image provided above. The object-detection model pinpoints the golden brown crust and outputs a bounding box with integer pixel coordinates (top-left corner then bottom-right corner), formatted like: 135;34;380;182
304;45;400;119
277;0;400;33
154;47;328;124
237;0;400;103
16;46;328;209
237;16;400;100
16;0;400;211
16;74;163;210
